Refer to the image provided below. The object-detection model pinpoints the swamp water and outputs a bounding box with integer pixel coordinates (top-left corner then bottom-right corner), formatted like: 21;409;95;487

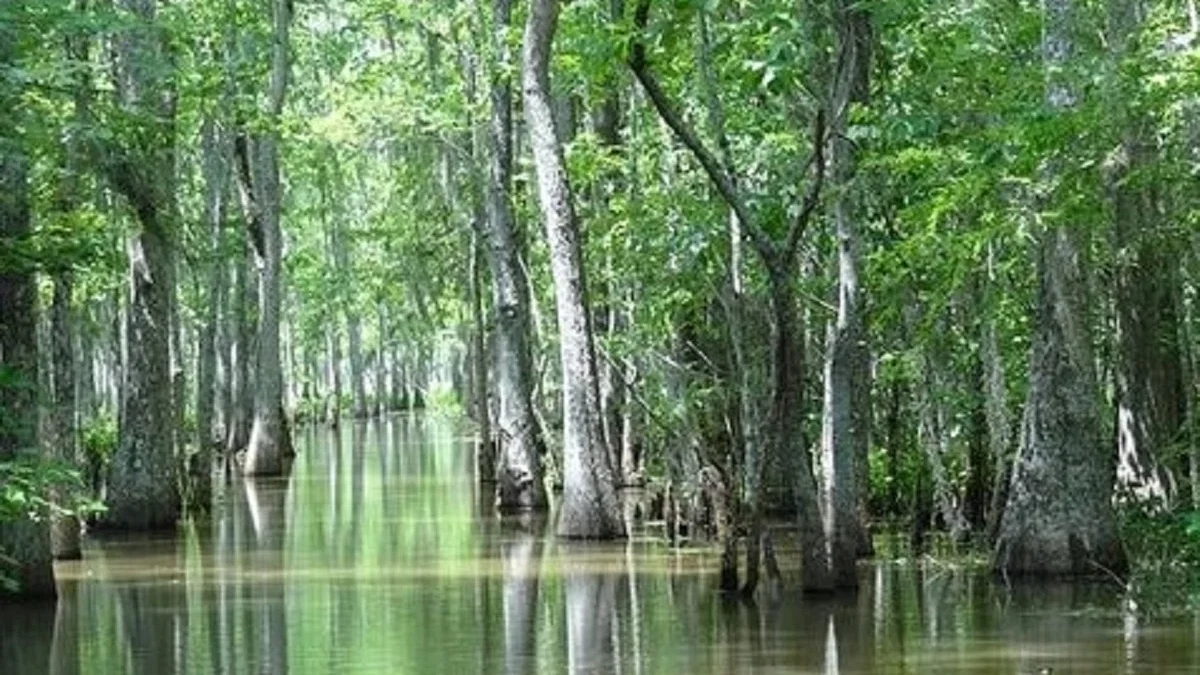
2;414;1198;673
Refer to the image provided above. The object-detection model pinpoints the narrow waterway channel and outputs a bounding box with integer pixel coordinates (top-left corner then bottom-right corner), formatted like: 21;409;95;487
1;413;1197;673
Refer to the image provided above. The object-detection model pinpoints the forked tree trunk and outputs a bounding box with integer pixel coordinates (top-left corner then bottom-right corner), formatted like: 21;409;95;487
524;0;623;538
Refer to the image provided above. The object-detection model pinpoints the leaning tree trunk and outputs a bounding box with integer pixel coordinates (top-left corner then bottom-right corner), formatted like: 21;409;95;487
524;0;623;538
240;0;292;476
993;0;1127;578
485;0;549;511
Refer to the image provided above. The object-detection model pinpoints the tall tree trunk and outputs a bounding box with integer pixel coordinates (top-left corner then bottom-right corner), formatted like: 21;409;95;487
326;324;343;425
470;230;495;481
240;0;292;476
100;0;181;530
1108;0;1184;506
0;43;54;591
916;348;969;543
821;0;872;567
194;117;226;504
993;0;1127;578
50;0;90;559
346;310;367;418
484;0;549;511
628;0;835;589
524;0;623;537
982;249;1013;543
767;267;834;592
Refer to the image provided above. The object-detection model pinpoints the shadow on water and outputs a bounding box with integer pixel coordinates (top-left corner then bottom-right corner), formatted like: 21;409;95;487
3;412;1200;673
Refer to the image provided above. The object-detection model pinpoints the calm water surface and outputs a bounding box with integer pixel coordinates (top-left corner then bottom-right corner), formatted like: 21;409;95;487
2;414;1198;674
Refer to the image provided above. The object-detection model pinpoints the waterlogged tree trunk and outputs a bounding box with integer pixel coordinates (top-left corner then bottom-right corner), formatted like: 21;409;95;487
225;246;255;461
194;117;227;504
916;350;969;543
524;0;624;538
469;230;495;481
767;267;833;592
346;308;367;419
100;0;180;530
628;0;836;589
993;0;1127;578
239;0;293;477
0;47;54;591
822;0;873;562
50;276;81;559
485;0;549;511
981;248;1014;543
1108;0;1185;506
50;4;89;559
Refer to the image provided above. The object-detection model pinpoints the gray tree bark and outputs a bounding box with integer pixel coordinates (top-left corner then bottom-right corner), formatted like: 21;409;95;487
524;0;624;537
225;245;256;462
485;0;549;511
821;0;873;565
99;0;181;531
194;117;227;502
50;1;90;559
0;30;54;591
239;0;293;476
1107;0;1185;506
993;0;1127;578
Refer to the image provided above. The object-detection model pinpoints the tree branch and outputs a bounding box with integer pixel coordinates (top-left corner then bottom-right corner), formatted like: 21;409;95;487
784;108;826;260
627;0;776;260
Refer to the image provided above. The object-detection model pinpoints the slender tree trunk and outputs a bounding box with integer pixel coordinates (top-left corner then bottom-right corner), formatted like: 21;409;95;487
194;117;226;504
982;249;1013;543
822;0;873;565
225;245;255;460
470;230;495;481
50;0;89;558
916;349;968;543
346;311;367;418
524;0;623;537
50;276;81;559
240;0;292;476
484;0;549;511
